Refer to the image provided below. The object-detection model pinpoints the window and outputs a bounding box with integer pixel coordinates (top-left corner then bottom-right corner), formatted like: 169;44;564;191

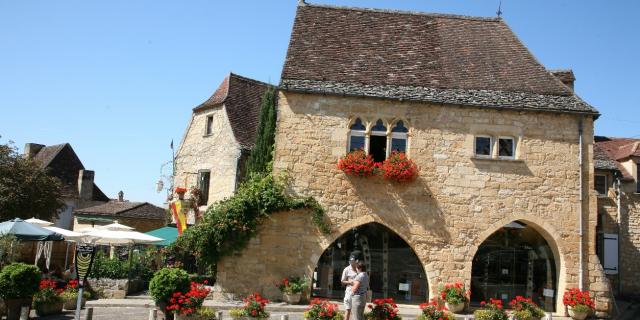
391;121;408;153
594;175;608;196
198;170;210;206
474;136;492;157
205;115;214;136
370;119;387;162
348;118;366;151
498;137;515;159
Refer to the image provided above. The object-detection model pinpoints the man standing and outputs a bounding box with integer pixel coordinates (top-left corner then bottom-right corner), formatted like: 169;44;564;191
341;251;360;320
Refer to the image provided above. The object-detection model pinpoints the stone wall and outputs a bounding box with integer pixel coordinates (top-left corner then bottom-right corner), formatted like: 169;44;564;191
619;190;640;297
87;278;145;299
174;106;241;208
215;91;610;316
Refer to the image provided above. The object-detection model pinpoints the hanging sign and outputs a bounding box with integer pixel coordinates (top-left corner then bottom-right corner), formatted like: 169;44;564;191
74;244;96;285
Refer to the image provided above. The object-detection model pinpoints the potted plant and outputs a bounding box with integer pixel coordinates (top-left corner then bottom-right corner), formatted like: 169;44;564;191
365;298;401;320
165;281;211;319
304;298;343;320
473;298;509;320
380;151;419;182
563;288;595;320
229;293;270;319
61;279;90;310
418;299;454;320
149;267;191;320
32;279;63;316
438;282;469;313
337;150;377;177
275;276;307;304
0;262;41;320
509;296;545;320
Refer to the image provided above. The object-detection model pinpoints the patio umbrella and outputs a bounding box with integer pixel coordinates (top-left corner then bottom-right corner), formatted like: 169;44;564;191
0;218;63;241
80;228;163;245
25;217;54;227
98;221;134;231
43;226;85;241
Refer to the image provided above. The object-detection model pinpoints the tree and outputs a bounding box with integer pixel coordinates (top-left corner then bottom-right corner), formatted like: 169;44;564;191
245;87;277;176
0;141;65;221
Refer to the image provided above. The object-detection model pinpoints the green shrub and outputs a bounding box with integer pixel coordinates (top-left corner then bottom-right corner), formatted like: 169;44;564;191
149;268;190;304
89;252;128;279
0;262;41;299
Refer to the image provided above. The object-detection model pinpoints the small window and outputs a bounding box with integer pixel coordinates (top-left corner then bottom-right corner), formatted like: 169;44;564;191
205;115;214;136
475;136;492;157
198;171;210;206
370;119;387;162
595;175;608;196
498;137;515;158
349;118;366;151
391;121;408;153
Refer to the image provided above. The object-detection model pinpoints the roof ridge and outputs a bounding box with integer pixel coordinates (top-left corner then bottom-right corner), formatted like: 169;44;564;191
229;72;273;88
300;1;501;22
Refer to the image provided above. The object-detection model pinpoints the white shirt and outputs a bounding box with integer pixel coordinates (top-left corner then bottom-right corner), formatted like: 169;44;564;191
341;265;358;293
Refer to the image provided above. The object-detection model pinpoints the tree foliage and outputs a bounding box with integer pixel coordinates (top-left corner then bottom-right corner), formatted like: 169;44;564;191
0;141;65;221
245;87;277;176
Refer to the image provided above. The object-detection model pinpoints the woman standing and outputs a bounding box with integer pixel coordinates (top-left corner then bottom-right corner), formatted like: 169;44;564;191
351;261;369;320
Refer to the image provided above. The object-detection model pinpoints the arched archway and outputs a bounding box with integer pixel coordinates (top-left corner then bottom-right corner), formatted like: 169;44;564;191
312;222;428;303
470;220;558;311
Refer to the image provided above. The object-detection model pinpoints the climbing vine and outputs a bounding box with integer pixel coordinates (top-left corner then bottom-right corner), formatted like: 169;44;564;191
169;88;330;266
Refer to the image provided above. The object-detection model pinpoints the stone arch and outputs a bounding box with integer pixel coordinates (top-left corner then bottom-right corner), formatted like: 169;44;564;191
467;215;567;313
311;217;432;303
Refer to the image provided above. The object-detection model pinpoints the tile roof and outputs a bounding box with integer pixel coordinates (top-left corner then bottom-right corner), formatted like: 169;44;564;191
594;136;640;180
32;144;109;202
74;201;166;220
593;143;620;171
280;3;598;116
193;73;273;149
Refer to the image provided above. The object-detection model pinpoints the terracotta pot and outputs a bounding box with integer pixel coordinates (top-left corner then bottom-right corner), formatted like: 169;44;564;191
35;300;64;316
568;307;589;320
445;301;465;313
283;292;301;304
63;295;87;310
5;297;32;320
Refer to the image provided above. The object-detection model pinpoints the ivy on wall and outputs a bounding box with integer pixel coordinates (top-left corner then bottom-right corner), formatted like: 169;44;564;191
169;88;330;266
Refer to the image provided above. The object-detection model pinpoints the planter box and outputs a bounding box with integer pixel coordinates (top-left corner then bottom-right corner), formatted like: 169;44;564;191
87;278;145;298
35;300;64;316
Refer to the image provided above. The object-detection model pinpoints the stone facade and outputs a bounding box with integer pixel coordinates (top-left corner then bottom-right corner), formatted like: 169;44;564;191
619;185;640;296
87;278;145;299
213;92;611;316
174;107;242;209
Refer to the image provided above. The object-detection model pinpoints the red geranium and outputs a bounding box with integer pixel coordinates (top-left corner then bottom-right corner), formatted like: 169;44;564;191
165;282;211;315
337;150;377;177
562;288;595;309
305;298;340;320
175;187;188;194
242;292;270;318
419;298;452;320
380;152;419;182
367;297;401;320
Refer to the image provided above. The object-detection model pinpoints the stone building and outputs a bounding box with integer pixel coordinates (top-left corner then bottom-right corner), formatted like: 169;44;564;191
73;191;166;233
593;137;640;298
173;72;271;213
211;3;613;317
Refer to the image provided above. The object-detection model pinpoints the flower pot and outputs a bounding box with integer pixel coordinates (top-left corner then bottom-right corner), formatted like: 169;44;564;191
35;300;64;316
283;292;301;304
445;301;465;313
175;314;214;320
5;297;32;320
568;307;589;320
63;295;87;310
157;301;175;320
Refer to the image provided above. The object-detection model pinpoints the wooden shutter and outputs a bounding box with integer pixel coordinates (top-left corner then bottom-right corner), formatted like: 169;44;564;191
603;233;618;275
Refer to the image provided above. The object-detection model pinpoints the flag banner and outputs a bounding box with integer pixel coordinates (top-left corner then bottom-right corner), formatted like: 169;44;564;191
171;200;187;235
74;244;96;285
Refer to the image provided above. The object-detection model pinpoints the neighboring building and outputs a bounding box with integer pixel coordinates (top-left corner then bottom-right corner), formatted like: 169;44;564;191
73;191;166;233
211;3;613;317
594;137;640;298
24;143;109;229
173;72;271;211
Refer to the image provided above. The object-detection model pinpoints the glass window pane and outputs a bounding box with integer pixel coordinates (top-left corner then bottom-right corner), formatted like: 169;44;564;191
351;118;365;131
594;175;607;196
392;121;408;133
391;138;406;153
498;138;514;157
475;137;491;156
349;135;365;152
372;119;386;133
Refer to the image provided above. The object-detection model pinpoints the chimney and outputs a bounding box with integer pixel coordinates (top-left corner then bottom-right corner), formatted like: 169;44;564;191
549;69;575;91
78;170;95;202
24;143;45;159
118;191;124;202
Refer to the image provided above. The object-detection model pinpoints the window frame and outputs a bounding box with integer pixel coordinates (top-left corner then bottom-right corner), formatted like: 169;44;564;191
198;170;211;206
204;115;214;136
390;120;408;154
474;135;493;158
347;118;367;152
369;119;388;162
497;136;516;160
594;174;608;197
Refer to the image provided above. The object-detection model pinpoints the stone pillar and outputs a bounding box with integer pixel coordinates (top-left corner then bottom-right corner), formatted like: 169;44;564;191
78;170;95;202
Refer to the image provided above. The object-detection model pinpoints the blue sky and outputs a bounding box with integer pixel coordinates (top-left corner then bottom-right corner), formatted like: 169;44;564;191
1;0;638;206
